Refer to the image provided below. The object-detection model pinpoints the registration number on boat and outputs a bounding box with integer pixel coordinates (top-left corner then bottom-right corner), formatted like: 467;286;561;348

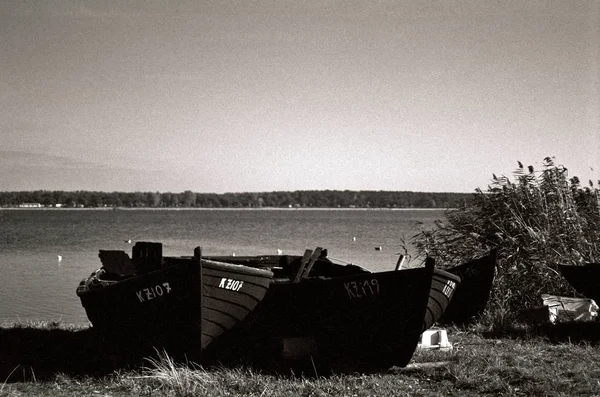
442;280;457;297
136;282;172;303
219;278;244;292
344;279;380;299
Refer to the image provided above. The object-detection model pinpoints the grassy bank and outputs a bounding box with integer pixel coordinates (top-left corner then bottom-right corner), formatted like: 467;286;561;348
3;321;600;396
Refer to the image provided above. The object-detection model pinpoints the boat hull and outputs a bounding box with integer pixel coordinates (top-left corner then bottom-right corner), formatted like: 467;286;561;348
208;262;435;373
77;260;201;348
200;259;274;349
76;254;273;354
559;263;600;305
439;250;497;326
423;269;461;331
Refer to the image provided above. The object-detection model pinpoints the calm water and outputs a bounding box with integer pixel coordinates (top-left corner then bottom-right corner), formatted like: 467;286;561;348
0;208;443;324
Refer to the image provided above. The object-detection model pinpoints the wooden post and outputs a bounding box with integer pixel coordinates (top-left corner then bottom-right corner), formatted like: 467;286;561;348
302;247;323;279
293;249;313;283
395;255;406;271
194;246;203;361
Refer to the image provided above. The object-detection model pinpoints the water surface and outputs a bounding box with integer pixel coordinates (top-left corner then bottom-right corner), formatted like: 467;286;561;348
0;208;444;324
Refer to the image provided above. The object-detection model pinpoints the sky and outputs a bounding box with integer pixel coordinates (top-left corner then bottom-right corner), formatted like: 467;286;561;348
1;0;599;193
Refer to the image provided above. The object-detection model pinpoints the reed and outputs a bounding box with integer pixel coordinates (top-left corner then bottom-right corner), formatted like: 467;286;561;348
408;157;600;328
137;350;214;396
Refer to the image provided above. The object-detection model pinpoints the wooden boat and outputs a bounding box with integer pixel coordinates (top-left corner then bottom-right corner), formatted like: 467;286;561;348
202;248;435;373
438;250;498;326
558;263;600;305
76;242;273;354
422;268;462;331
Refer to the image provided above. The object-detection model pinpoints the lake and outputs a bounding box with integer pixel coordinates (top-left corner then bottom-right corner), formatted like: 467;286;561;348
0;208;444;324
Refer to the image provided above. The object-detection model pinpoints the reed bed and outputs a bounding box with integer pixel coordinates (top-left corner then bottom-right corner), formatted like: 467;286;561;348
408;157;600;329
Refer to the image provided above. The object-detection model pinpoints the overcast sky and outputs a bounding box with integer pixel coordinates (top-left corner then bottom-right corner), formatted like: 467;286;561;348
1;1;598;193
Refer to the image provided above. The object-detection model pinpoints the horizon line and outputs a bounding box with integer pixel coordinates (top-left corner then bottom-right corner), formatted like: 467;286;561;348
0;188;475;195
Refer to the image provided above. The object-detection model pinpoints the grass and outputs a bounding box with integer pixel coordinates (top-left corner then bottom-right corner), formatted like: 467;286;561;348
3;322;600;396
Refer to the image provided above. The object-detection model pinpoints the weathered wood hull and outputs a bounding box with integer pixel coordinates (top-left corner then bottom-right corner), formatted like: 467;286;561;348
76;252;273;355
77;259;201;343
439;250;497;326
559;263;600;305
207;260;435;373
423;269;461;331
200;259;274;349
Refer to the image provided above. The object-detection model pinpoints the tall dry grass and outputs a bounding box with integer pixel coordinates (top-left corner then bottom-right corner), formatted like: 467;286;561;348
409;157;600;329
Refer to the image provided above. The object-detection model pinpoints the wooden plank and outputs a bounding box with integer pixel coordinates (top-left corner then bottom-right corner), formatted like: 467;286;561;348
398;361;455;371
195;246;204;355
293;249;313;283
301;247;323;279
395;255;405;271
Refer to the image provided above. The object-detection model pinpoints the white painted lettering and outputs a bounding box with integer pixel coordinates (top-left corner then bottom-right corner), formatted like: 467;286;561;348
344;282;356;299
344;279;380;299
371;279;380;294
136;282;172;303
442;281;456;297
217;278;245;292
363;280;374;295
355;282;363;298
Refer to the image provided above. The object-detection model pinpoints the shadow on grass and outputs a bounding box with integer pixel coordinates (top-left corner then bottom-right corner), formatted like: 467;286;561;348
481;322;600;345
0;324;172;382
0;323;381;383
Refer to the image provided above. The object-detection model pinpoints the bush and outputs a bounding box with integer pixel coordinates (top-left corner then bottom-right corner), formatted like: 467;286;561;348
409;157;600;329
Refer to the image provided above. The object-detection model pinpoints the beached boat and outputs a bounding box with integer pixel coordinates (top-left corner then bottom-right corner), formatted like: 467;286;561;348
76;242;273;354
202;248;435;373
439;250;498;326
422;269;461;331
558;263;600;305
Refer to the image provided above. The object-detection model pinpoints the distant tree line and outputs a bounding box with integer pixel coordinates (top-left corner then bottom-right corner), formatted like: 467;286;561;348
0;190;473;209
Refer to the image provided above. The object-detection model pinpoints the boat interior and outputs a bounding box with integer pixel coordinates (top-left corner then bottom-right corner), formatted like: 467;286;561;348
95;242;372;284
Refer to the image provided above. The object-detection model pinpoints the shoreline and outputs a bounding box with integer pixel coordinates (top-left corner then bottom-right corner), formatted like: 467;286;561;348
0;207;450;211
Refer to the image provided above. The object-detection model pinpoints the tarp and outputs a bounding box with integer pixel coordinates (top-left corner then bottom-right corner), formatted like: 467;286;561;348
541;294;599;323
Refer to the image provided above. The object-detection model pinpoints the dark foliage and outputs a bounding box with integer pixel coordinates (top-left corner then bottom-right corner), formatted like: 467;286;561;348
408;157;600;329
0;190;472;209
